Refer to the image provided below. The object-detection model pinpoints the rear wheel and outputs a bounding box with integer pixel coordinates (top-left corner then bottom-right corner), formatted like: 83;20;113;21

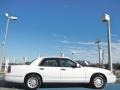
25;74;42;90
90;74;106;89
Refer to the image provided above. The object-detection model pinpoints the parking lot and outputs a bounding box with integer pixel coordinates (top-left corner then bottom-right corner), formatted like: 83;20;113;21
0;80;120;90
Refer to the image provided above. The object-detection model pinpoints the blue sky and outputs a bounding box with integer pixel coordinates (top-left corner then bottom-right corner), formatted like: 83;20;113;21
0;0;120;63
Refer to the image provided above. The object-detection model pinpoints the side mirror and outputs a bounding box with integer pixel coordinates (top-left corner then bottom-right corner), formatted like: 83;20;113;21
76;63;81;68
71;63;81;68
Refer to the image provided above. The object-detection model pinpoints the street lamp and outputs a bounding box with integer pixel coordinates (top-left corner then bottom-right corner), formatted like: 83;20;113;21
0;13;18;71
3;13;18;47
101;14;112;71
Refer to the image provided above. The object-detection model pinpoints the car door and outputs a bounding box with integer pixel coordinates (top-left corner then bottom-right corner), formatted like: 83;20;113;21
39;58;61;82
59;59;86;83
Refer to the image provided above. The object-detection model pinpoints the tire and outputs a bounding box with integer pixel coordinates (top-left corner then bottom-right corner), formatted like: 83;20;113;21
90;74;106;89
25;74;42;90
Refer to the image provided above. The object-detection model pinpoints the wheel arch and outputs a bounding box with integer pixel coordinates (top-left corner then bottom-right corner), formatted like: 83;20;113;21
24;72;43;83
90;73;107;83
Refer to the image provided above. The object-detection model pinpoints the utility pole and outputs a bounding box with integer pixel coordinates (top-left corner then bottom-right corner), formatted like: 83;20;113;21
95;40;101;68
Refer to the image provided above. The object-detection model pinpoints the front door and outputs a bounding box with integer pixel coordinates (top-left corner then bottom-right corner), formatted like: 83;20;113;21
59;59;85;83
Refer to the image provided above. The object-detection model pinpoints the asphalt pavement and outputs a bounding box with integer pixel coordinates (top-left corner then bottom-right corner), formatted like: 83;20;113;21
0;80;120;90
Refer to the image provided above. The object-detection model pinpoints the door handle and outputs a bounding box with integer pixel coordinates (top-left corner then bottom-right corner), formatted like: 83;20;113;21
61;69;66;70
40;68;44;70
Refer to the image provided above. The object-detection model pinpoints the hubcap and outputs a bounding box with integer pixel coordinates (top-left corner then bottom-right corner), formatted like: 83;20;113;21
94;77;104;88
27;77;38;88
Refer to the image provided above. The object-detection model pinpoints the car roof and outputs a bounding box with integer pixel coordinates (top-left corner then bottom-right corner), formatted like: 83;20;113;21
39;56;71;59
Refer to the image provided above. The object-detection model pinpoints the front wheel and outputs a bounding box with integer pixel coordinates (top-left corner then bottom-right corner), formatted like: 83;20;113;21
90;74;106;89
25;74;42;90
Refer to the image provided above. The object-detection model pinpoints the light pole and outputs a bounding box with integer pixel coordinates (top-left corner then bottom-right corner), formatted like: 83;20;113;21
72;51;76;60
71;51;81;60
101;49;104;67
0;13;18;71
101;14;112;71
60;51;64;57
95;40;101;68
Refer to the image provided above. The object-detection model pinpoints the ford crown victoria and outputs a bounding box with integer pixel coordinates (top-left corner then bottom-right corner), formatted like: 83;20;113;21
5;57;116;90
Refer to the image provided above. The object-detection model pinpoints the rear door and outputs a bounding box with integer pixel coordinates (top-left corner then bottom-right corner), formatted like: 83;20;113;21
39;58;60;82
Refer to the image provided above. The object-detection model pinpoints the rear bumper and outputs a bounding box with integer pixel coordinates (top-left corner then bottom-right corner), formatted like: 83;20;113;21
5;74;24;83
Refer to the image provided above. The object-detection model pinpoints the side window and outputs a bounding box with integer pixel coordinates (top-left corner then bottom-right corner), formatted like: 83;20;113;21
40;58;58;67
60;59;76;67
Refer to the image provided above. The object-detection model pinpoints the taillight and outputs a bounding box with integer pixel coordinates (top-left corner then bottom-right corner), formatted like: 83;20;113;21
7;65;11;73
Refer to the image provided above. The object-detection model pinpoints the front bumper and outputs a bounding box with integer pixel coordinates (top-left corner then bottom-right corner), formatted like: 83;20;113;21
107;75;116;83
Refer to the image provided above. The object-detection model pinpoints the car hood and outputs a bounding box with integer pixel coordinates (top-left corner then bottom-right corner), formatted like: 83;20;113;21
83;66;112;74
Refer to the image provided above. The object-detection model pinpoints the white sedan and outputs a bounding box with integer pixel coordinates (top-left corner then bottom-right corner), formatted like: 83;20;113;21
5;57;116;90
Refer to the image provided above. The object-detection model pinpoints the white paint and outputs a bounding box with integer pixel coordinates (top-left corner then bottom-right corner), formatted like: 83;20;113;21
5;57;116;85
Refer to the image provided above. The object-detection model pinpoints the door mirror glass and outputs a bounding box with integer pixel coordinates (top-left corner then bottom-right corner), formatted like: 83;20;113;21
76;63;80;68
